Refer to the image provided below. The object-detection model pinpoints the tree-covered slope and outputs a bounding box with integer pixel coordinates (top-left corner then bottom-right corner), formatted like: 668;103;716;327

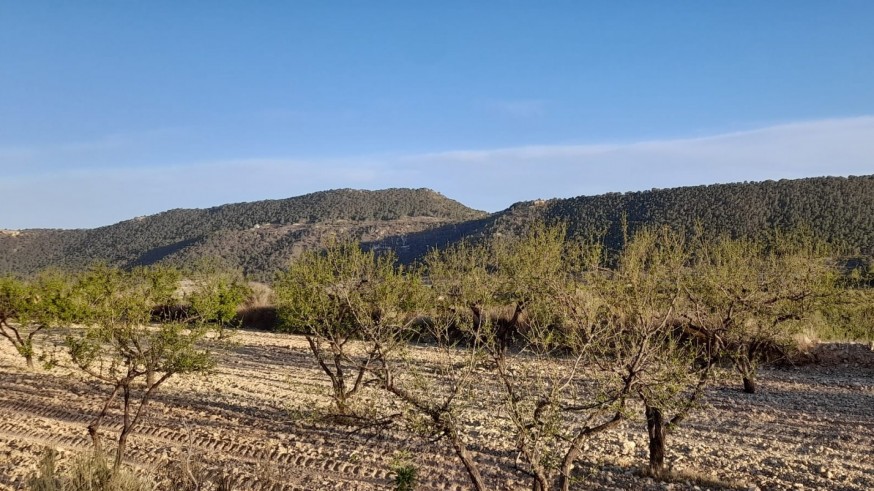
0;188;485;276
369;175;874;264
540;175;874;253
2;176;872;279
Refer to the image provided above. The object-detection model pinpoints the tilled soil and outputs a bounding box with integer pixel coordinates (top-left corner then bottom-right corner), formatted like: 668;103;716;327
1;331;872;491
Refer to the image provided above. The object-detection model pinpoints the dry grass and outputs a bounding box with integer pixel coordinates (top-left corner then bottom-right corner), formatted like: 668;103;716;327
27;448;156;491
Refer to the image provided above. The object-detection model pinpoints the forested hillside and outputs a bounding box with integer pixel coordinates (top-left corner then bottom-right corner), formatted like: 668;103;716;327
0;188;485;279
1;176;872;280
542;175;874;253
361;175;874;264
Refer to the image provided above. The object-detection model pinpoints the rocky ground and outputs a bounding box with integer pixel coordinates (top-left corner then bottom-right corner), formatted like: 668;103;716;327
1;331;872;490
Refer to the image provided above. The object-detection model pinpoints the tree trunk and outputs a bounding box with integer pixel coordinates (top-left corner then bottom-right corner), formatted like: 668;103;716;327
307;336;352;414
87;423;102;453
742;376;757;394
446;427;488;491
734;355;757;394
645;406;666;478
560;444;581;491
559;412;625;491
526;460;550;491
24;354;34;370
532;478;547;491
334;389;349;414
115;385;133;471
88;384;123;453
114;428;130;471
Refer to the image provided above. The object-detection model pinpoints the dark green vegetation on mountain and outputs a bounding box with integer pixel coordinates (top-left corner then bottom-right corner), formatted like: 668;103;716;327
2;176;872;280
543;175;874;252
0;188;485;280
379;175;874;264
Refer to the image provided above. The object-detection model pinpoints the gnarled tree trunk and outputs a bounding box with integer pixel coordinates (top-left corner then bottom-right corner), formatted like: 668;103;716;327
645;406;666;478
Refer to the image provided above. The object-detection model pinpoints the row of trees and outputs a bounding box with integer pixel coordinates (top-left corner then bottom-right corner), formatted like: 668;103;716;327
0;262;249;471
274;225;862;490
3;223;870;488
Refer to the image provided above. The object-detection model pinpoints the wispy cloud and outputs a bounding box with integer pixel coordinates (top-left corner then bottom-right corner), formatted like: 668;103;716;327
0;158;389;229
2;116;872;229
409;143;619;163
0;127;190;175
399;116;874;210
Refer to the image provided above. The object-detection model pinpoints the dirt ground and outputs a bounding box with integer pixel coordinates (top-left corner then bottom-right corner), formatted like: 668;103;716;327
1;330;872;491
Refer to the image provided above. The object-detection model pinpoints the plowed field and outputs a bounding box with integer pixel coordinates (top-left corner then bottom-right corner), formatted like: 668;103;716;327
1;331;872;490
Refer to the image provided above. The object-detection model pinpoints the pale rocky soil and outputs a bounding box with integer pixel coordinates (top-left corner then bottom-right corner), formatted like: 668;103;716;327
1;330;872;491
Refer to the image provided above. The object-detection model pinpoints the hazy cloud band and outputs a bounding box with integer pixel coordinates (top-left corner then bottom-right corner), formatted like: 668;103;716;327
2;116;872;229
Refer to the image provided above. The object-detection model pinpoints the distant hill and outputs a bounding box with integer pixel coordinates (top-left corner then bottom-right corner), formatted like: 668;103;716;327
0;188;486;280
360;175;874;264
1;176;872;280
542;175;874;253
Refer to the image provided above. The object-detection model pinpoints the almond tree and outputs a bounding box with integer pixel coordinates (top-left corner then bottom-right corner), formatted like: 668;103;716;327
277;239;490;490
0;270;78;369
420;225;646;490
382;241;499;491
687;230;838;393
67;263;245;470
476;225;637;491
185;257;252;329
366;305;490;491
275;239;396;414
597;227;715;478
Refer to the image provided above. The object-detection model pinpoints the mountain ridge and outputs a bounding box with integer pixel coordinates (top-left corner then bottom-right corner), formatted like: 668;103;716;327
2;176;872;280
0;188;485;279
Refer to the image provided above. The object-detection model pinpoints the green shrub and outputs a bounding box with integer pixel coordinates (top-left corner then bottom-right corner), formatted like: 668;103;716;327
390;451;418;491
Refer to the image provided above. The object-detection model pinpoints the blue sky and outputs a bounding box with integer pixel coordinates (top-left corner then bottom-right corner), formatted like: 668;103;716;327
2;1;873;228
